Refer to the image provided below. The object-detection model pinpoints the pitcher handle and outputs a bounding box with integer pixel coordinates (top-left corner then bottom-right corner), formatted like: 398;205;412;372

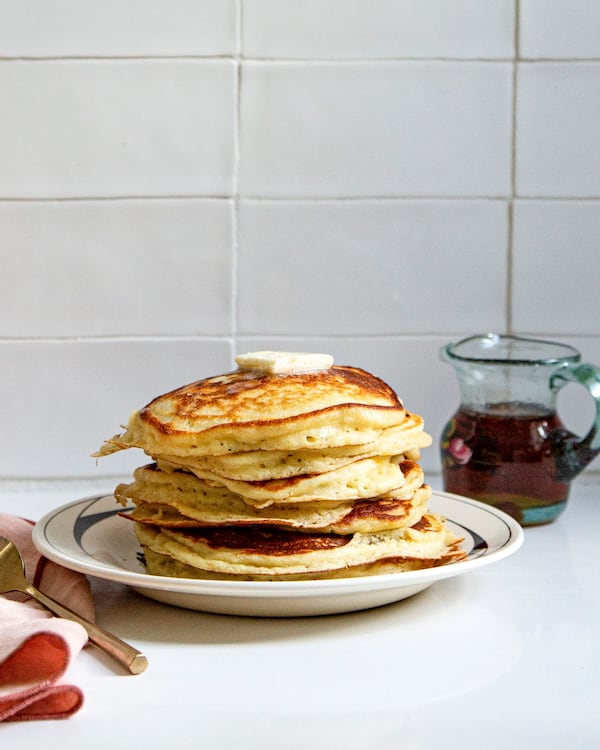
550;362;600;477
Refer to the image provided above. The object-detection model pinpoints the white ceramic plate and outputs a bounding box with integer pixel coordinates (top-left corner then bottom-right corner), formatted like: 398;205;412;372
33;491;523;617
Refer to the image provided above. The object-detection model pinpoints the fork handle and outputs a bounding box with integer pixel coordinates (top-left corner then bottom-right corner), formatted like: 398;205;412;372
25;583;148;675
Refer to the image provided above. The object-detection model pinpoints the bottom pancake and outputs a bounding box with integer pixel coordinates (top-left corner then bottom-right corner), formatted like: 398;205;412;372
134;515;467;581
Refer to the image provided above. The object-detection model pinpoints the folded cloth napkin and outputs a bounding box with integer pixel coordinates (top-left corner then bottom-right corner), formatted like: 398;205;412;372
0;513;95;722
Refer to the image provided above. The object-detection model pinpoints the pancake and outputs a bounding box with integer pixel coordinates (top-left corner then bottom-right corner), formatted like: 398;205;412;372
134;513;467;581
94;351;465;584
154;454;407;507
94;363;407;459
115;461;430;534
122;490;431;535
151;412;431;481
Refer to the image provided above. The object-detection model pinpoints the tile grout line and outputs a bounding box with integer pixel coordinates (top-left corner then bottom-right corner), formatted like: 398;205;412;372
230;0;243;358
506;0;521;334
2;55;600;64
1;195;600;203
3;331;599;346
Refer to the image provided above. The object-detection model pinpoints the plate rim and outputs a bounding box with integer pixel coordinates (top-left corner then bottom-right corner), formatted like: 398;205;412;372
32;490;524;600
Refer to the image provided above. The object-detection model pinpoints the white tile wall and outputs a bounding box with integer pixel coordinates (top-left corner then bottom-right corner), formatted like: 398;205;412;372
0;60;235;198
237;200;508;334
0;199;234;336
516;63;600;197
520;0;600;59
0;1;599;485
0;0;238;57
242;0;515;60
512;201;600;334
239;61;512;197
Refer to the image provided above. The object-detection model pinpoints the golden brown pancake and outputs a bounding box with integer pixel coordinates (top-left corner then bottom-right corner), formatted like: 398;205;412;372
123;491;431;535
154;454;408;507
116;461;431;534
94;365;408;458
134;513;467;581
94;352;464;583
150;412;431;481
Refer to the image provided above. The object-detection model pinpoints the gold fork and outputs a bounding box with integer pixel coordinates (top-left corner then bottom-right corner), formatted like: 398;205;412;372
0;535;148;675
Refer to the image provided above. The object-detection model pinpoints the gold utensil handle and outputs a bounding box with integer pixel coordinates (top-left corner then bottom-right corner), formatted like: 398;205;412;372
26;583;148;675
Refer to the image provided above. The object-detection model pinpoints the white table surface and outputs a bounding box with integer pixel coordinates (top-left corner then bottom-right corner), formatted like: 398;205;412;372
1;474;599;749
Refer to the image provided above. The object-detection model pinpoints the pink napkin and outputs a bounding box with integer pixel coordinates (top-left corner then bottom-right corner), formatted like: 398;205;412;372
0;513;95;722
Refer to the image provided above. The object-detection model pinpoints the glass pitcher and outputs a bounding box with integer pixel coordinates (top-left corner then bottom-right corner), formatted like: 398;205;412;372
440;333;600;526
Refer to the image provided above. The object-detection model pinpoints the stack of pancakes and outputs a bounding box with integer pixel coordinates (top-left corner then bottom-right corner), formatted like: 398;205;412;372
95;352;466;581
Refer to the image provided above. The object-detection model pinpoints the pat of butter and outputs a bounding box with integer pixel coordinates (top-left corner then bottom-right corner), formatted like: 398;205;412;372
235;351;334;374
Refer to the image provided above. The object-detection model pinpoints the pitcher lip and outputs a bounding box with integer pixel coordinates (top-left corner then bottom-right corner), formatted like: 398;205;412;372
442;333;581;366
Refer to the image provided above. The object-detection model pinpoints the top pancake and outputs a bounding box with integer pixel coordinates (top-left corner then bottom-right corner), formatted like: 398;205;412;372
95;363;407;458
